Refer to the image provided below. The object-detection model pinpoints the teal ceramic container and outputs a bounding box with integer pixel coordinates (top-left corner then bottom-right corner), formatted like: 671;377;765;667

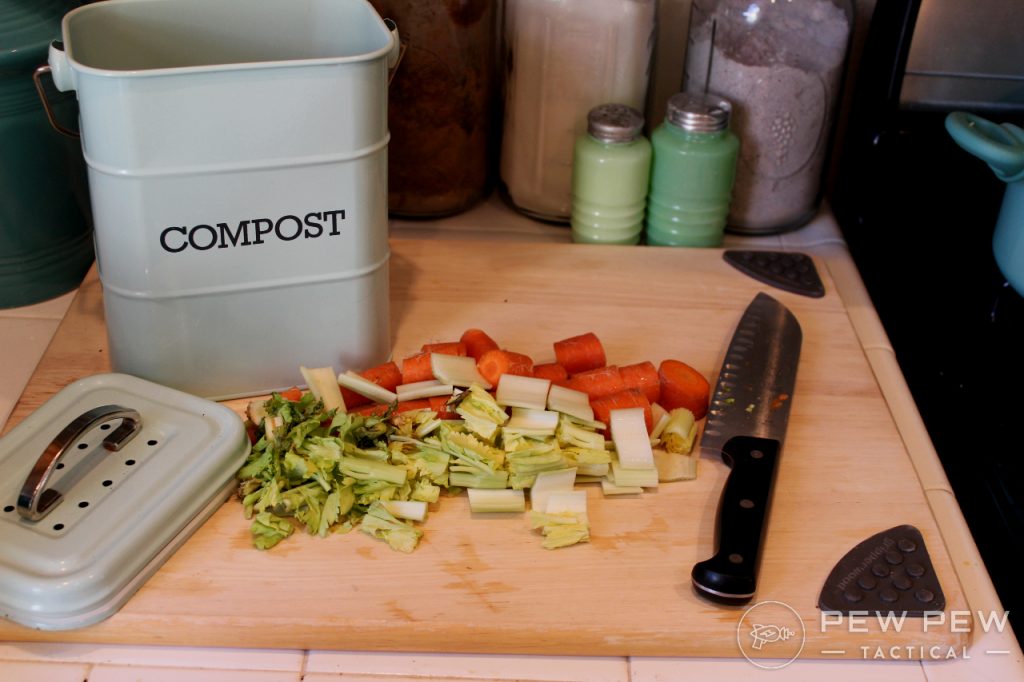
0;0;93;309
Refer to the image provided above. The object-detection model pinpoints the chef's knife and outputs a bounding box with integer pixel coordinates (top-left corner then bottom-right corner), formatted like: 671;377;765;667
692;292;802;605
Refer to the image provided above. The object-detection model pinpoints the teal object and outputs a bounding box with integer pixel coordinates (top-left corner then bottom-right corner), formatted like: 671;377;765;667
0;0;93;309
571;104;651;245
946;112;1024;297
645;93;739;247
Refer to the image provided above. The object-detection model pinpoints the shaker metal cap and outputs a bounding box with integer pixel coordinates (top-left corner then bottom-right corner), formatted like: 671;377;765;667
666;92;731;133
587;103;645;143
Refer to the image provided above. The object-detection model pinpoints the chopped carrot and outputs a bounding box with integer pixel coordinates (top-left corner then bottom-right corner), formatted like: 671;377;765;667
421;341;467;356
591;388;653;433
620;361;661;405
340;361;403;409
532;362;569;383
566;365;625;400
429;394;459;419
658;359;710;420
394;399;433;414
460;328;500;360
401;351;435;384
476;349;534;386
279;386;303;401
351;402;390;417
554;332;606;375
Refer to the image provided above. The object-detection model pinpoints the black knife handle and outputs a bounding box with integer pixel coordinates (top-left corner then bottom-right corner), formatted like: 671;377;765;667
692;436;780;605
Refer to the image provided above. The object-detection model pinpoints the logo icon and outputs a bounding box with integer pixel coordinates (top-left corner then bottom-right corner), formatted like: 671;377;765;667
737;600;806;669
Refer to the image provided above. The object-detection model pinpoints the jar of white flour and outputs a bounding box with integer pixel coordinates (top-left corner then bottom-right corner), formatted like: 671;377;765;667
683;0;852;233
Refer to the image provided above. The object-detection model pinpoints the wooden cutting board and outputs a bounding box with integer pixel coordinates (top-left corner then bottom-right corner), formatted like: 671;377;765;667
0;239;971;661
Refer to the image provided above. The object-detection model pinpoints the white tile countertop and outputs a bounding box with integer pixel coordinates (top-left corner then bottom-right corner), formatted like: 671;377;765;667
0;196;1021;681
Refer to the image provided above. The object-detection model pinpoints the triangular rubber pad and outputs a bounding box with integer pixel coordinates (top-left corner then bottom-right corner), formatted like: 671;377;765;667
818;525;945;616
723;250;825;298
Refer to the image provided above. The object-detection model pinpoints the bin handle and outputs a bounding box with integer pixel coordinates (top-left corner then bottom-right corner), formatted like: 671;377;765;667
384;18;405;87
33;64;79;139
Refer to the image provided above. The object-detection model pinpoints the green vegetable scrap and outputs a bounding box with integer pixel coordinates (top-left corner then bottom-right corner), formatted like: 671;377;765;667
529;511;590;549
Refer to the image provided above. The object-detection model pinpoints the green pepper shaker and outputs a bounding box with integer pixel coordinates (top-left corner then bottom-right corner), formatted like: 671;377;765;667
645;93;739;247
571;104;651;245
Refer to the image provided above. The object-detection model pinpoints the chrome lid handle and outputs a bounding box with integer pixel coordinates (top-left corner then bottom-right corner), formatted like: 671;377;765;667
17;405;141;521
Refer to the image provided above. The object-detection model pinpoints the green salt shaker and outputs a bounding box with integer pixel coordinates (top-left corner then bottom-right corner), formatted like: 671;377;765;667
646;93;739;247
571;104;651;245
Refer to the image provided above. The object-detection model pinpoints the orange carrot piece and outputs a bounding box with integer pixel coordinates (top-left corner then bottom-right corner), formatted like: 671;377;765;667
351;403;390;417
401;352;435;384
428;395;459;419
532;362;569;383
476;349;534;386
554;332;607;375
340;361;403;409
394;399;433;414
279;386;303;401
591;388;653;433
620;361;661;405
421;341;467;356
658;359;710;420
460;328;500;360
566;365;625;400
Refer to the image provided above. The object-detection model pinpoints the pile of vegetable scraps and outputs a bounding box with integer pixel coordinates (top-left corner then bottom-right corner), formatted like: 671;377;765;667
236;330;709;553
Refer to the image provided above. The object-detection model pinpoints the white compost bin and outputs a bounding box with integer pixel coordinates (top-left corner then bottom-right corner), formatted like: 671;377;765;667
47;0;398;399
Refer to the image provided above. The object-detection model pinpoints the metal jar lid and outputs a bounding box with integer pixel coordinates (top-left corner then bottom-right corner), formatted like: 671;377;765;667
587;103;645;143
666;92;732;133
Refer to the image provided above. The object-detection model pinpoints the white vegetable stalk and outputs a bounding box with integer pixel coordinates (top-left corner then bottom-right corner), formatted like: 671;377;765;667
601;478;643;495
610;461;659;488
431;353;492;388
496;374;551;410
382;500;429;522
529;467;577;512
300;366;346;412
337;370;398;404
545;490;588;521
610;408;654;469
547;384;594;422
395;379;455;401
468;488;526;513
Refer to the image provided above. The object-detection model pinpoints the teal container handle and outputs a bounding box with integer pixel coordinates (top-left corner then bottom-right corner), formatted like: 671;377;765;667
945;112;1024;183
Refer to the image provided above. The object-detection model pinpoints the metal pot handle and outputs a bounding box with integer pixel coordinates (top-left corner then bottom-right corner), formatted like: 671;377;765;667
18;405;142;521
33;41;79;138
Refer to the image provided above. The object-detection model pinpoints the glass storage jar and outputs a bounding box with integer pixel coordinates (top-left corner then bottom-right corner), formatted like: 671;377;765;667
501;0;656;223
370;0;497;218
683;0;853;233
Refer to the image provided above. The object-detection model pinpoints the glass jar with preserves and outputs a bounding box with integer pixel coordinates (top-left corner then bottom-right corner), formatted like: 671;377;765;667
370;1;497;217
683;0;853;233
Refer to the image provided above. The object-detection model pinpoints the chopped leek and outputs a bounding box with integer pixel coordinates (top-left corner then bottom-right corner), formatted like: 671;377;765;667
653;450;699;482
547;384;594;422
396;379;455;401
529;511;589;549
661;408;698;454
468;488;525;513
529;467;576;512
300;365;346;413
496;374;551;410
338;370;398;404
610;408;654;469
431;353;491;388
610;461;659;488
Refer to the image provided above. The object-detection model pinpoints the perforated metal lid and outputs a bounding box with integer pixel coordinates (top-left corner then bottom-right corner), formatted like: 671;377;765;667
666;92;732;133
587;103;645;143
0;373;249;630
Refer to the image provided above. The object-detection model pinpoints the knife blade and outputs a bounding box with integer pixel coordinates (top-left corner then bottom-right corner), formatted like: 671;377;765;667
692;292;802;605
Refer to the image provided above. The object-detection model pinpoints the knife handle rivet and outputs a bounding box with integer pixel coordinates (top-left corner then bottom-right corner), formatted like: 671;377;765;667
750;450;764;459
739;499;755;509
728;553;744;564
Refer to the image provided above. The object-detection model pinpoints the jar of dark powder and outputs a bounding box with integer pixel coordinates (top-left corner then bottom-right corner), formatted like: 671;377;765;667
683;0;853;233
370;1;497;217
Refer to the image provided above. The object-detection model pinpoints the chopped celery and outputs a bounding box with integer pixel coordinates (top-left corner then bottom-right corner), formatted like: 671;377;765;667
610;408;654;469
338;455;408;486
383;499;429;522
529;511;589;549
576;463;610;478
653;450;699;482
545;489;587;517
529;467;576;512
455;384;510;426
431;353;491;388
396;379;455;401
496;374;551;410
600;478;643;496
557;416;606;450
508;407;560;430
610;461;659;488
360;501;422;553
450;470;509;489
547;384;594;422
300;365;346;412
661;408;698;454
338;370;398;404
468;488;525;513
